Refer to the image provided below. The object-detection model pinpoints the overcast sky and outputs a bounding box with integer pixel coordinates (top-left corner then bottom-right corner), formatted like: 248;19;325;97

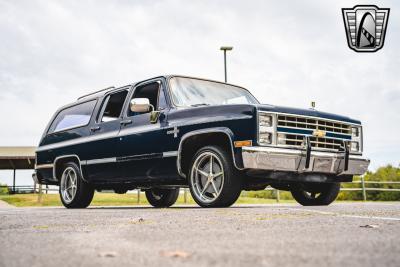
0;0;399;184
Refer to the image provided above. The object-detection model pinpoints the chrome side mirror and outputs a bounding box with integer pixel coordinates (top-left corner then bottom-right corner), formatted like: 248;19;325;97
130;98;153;113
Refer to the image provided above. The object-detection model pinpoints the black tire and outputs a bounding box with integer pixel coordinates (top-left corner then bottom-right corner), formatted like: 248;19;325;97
290;182;340;206
59;162;94;208
145;188;179;208
188;145;242;208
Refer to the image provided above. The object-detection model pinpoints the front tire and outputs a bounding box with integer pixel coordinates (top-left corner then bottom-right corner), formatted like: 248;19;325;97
145;188;179;208
290;182;340;206
188;146;242;208
59;162;94;208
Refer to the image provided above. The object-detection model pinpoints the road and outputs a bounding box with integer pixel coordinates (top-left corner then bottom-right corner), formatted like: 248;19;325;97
1;202;399;267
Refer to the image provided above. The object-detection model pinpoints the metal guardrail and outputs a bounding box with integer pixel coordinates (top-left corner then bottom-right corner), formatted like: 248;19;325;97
341;179;400;201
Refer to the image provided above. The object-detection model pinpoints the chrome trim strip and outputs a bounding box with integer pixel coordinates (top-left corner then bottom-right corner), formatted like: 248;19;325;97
35;163;54;169
80;151;177;166
36;130;119;152
163;151;178;157
82;157;117;165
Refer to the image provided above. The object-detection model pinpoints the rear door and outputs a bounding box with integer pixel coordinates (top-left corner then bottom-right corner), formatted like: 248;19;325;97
84;88;129;181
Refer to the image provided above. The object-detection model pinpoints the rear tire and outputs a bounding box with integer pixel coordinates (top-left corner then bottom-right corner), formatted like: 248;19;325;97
290;182;340;206
145;188;180;208
59;162;94;209
188;145;242;208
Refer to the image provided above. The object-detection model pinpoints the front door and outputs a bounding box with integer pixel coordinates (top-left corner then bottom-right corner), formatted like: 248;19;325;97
85;89;129;182
118;79;175;182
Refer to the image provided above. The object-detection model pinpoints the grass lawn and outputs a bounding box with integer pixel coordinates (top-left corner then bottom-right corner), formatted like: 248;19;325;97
0;192;294;207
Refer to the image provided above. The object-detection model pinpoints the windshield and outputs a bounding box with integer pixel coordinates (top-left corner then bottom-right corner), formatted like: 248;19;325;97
169;77;259;107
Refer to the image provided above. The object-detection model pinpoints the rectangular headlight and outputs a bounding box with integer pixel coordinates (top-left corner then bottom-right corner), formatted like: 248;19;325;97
258;112;276;145
351;127;360;138
350;141;359;152
259;132;272;144
259;114;273;127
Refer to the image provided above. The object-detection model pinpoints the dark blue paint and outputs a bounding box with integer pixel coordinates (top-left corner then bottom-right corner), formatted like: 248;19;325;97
257;104;361;125
35;75;361;187
277;127;313;136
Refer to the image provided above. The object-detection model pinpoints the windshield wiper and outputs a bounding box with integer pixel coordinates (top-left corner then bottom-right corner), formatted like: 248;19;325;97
190;103;210;107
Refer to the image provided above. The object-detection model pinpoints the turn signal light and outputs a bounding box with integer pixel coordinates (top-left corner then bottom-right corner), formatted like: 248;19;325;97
234;140;252;147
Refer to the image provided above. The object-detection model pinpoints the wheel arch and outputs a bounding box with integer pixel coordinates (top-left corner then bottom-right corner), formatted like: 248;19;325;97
53;155;86;183
177;127;242;178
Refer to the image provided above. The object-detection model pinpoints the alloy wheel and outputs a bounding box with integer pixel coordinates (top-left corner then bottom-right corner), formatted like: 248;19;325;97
60;167;78;204
190;151;225;203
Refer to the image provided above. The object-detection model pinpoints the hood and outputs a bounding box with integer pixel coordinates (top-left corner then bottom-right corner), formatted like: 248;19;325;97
256;104;361;125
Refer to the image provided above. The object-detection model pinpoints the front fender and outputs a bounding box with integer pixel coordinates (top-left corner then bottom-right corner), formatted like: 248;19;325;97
177;127;244;177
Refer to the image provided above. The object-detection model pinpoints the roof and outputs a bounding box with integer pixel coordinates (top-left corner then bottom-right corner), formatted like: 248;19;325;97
0;146;36;169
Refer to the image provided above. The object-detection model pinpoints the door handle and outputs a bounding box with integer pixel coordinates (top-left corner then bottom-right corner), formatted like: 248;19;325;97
120;119;132;125
90;126;101;132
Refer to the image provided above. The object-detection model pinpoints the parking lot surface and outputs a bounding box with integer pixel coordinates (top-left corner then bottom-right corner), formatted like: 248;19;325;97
1;202;399;267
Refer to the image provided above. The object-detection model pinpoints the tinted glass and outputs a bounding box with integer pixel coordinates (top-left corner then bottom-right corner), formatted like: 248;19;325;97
169;77;259;107
128;82;164;116
49;100;96;133
99;90;128;122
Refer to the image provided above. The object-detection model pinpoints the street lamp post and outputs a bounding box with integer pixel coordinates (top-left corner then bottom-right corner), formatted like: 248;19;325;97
220;46;233;83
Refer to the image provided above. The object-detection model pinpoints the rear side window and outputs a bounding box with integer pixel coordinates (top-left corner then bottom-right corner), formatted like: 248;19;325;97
48;100;96;133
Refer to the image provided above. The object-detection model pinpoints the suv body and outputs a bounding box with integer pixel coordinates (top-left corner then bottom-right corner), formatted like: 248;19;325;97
34;75;370;208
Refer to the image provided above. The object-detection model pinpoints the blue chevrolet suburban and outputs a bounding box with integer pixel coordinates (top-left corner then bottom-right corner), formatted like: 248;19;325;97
34;75;370;208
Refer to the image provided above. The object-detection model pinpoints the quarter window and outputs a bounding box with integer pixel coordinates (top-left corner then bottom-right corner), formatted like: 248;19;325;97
48;100;96;133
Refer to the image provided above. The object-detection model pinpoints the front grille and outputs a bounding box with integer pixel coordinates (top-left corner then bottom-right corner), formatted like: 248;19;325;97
277;114;351;151
282;134;344;150
277;114;351;134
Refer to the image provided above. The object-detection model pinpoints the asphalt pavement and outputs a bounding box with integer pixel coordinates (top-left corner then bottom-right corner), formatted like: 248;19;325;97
0;202;399;267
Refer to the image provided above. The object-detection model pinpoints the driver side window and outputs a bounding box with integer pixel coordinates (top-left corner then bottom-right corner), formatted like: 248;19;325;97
128;81;167;117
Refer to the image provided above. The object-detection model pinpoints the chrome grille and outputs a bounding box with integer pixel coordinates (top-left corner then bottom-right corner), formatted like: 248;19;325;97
277;114;351;151
282;134;344;150
277;115;351;134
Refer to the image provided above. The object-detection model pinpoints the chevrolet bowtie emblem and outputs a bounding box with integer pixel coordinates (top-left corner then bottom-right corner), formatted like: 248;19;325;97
313;130;326;138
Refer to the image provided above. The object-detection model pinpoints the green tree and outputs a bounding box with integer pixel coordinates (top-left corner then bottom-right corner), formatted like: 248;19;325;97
339;164;400;201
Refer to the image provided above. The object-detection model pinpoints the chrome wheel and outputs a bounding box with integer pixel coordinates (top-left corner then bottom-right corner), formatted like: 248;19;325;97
190;151;224;203
60;167;78;204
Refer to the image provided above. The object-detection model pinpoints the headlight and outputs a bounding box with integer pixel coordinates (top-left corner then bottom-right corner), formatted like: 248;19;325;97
351;127;360;138
350;125;362;153
350;141;359;152
259;132;272;144
258;113;275;145
259;114;273;127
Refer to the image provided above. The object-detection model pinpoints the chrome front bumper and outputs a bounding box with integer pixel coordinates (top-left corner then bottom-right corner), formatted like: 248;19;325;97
242;146;370;176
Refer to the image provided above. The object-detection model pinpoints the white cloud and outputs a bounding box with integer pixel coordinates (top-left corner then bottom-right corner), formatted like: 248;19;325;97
0;0;399;185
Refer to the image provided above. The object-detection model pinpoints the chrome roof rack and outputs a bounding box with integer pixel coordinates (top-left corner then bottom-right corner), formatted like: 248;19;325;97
77;86;115;100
